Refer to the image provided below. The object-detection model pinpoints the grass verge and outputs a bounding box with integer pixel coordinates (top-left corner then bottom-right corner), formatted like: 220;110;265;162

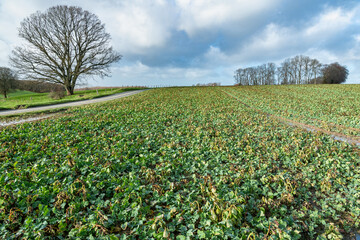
0;87;147;110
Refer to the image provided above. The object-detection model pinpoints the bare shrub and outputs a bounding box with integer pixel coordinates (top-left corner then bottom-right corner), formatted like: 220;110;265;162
49;91;66;100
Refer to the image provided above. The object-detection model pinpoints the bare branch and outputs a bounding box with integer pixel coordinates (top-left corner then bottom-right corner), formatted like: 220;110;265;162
10;5;121;95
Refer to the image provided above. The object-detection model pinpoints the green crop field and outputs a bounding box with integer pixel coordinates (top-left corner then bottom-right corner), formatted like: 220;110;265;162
223;84;360;137
0;85;359;239
0;88;143;110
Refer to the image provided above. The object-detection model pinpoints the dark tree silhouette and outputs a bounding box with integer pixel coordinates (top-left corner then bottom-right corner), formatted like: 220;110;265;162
10;5;121;95
0;67;17;98
322;62;348;84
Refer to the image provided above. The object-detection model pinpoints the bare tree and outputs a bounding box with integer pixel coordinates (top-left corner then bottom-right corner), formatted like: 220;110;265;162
277;59;291;85
290;56;302;84
0;67;17;98
302;56;311;84
10;5;121;95
310;59;322;84
234;62;276;86
276;56;323;85
265;62;276;85
234;68;243;85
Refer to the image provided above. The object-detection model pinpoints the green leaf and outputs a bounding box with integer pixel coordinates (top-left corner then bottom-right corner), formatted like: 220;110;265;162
197;230;206;239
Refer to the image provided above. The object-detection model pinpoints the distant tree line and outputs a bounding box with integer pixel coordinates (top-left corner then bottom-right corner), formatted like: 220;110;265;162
234;55;348;85
194;82;221;87
13;80;64;93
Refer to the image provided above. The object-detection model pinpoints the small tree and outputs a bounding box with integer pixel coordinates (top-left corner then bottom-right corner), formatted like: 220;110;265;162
322;63;348;84
0;67;16;98
10;5;121;95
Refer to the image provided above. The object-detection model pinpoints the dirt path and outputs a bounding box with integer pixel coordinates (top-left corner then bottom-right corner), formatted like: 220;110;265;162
0;90;146;116
222;90;360;147
0;114;60;127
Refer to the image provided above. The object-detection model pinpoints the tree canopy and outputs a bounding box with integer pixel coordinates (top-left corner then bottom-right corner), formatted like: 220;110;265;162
0;67;16;98
10;5;121;95
322;62;348;84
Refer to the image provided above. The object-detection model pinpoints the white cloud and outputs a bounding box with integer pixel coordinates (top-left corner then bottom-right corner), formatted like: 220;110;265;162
113;61;150;74
0;0;62;66
175;0;282;36
0;0;41;20
354;35;360;43
191;24;297;67
241;23;295;60
234;5;360;64
0;40;11;66
0;0;53;42
304;7;356;40
191;5;360;84
0;0;178;59
1;0;360;86
202;45;229;65
303;48;339;63
93;0;177;54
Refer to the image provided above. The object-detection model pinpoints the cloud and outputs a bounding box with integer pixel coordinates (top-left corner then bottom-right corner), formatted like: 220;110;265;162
202;45;229;66
93;0;177;55
0;0;178;58
1;0;360;85
0;40;10;66
234;5;360;64
303;48;339;63
175;0;282;36
347;36;360;61
304;6;357;40
354;34;360;43
0;0;58;66
239;24;296;61
0;0;53;42
191;4;360;84
302;47;360;84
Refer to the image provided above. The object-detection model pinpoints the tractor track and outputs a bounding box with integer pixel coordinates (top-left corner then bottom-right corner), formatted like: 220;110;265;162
221;89;360;148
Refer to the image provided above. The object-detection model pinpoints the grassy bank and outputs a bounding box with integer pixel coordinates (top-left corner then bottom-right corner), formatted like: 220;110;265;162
0;88;145;110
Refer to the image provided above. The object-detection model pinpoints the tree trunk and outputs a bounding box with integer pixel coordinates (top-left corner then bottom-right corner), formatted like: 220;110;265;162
4;91;7;98
65;85;74;95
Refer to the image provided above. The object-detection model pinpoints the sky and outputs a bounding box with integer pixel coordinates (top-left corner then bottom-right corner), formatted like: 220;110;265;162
0;0;360;87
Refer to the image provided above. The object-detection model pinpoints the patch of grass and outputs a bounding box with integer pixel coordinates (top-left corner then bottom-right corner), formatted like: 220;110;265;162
0;87;146;110
0;90;36;99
